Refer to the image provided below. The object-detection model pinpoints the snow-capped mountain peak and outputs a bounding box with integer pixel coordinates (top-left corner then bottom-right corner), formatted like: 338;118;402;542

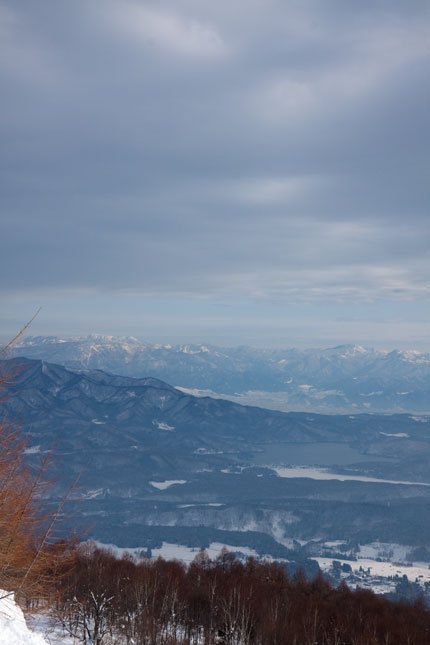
9;336;430;414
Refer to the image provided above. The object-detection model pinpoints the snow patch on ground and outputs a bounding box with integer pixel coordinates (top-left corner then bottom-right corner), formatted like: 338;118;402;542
84;488;105;499
176;386;218;397
271;466;430;486
316;558;430;589
0;590;49;644
151;542;260;563
194;448;223;455
380;432;409;438
179;503;223;507
23;445;41;455
150;480;187;490
94;541;259;565
153;420;175;431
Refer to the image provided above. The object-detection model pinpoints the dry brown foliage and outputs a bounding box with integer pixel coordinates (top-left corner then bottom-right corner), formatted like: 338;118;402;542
0;319;77;604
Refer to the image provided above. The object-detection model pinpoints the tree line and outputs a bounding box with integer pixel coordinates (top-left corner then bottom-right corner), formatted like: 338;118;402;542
49;542;430;644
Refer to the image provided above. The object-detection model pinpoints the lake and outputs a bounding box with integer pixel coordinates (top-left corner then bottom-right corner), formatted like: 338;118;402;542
249;442;393;467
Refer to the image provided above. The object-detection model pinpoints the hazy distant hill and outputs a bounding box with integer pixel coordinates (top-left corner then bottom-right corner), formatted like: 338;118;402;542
10;335;430;413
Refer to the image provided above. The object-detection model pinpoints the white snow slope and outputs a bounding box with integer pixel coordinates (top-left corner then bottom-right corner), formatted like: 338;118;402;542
0;590;48;645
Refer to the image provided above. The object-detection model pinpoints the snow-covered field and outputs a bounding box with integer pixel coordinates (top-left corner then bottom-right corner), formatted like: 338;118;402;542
149;479;187;490
271;465;430;486
316;557;430;595
178;502;224;507
152;541;259;563
317;557;430;582
94;540;259;564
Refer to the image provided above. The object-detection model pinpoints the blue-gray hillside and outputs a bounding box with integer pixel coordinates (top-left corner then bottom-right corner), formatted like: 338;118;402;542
3;358;430;557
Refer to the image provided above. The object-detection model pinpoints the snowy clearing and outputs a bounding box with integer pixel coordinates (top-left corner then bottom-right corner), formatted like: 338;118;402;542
150;479;187;490
380;432;409;438
93;541;260;564
151;541;260;563
153;420;175;431
179;503;223;507
271;466;430;486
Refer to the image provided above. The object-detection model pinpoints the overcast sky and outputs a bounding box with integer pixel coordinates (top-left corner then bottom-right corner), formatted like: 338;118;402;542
1;0;430;348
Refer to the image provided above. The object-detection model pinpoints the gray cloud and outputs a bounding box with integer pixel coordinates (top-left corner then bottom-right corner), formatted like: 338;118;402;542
1;0;430;306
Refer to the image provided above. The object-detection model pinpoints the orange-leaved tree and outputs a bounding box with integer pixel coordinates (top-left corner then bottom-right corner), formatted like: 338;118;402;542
0;318;78;604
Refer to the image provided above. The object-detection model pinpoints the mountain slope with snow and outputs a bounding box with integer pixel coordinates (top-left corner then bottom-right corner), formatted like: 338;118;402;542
3;358;430;559
10;336;430;413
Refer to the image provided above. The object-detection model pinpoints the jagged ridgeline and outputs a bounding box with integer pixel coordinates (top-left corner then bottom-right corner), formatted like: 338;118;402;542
11;335;430;413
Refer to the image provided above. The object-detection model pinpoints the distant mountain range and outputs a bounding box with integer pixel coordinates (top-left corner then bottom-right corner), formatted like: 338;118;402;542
10;335;430;413
3;357;430;559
